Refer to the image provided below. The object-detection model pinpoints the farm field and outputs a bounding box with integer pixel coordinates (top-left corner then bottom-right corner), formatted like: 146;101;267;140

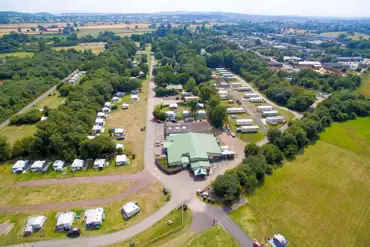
0;52;34;58
54;42;106;54
357;72;370;97
0;181;166;245
230;117;370;247
320;31;370;40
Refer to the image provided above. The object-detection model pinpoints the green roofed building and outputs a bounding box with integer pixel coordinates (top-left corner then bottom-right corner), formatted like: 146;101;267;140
163;132;222;173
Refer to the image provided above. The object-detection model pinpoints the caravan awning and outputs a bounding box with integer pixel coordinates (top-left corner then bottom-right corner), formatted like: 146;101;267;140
194;168;207;176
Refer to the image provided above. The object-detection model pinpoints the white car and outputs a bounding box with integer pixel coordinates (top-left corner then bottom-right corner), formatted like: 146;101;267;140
231;133;236;138
155;141;161;147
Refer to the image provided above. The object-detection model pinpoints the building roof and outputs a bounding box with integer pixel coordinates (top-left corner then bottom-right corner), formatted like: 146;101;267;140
166;132;221;165
194;168;208;176
122;202;140;215
191;160;211;170
164;122;213;136
166;84;183;90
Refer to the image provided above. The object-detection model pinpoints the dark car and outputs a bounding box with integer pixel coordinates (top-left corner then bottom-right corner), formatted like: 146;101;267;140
67;228;81;238
170;119;177;123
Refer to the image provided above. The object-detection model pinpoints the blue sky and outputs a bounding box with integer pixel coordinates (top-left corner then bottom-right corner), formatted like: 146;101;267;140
1;0;369;17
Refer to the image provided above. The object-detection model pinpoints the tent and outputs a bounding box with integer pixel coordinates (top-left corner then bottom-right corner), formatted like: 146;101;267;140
194;168;207;176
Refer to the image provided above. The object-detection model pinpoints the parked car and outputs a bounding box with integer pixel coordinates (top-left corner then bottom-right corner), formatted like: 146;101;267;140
156;119;163;123
231;133;236;138
231;115;237;119
67;228;81;238
155;141;161;147
170;119;177;123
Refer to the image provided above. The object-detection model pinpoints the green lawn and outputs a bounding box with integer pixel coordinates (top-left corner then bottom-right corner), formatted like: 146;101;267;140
34;91;66;109
183;225;240;247
0;91;65;145
230;117;370;247
107;208;192;247
227;114;265;144
0;124;37;145
0;52;34;58
357;72;370;98
276;107;295;122
0;181;166;246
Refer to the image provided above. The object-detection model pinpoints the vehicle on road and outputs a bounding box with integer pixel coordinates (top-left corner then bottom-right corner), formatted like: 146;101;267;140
231;133;236;138
67;228;81;238
156;119;163;123
155;141;161;147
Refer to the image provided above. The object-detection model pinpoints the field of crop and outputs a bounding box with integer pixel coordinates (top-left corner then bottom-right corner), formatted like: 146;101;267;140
230;117;370;247
0;52;34;58
54;42;106;54
320;31;370;40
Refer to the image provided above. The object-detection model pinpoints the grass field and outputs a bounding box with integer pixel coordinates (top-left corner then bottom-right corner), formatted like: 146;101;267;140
105;45;151;173
0;181;166;245
0;124;37;145
321;31;370;40
230;117;370;247
183;225;240;247
227;112;265;144
54;42;106;54
0;90;65;145
0;52;34;58
107;208;192;247
357;72;370;97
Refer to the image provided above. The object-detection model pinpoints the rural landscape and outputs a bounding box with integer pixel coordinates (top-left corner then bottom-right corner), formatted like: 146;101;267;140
0;1;369;247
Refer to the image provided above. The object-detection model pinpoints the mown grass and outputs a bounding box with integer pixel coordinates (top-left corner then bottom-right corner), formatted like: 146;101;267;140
230;117;370;247
0;52;34;58
0;124;37;145
183;225;240;247
107;208;192;247
0;181;166;245
33;90;66;109
105;45;152;173
227;113;265;144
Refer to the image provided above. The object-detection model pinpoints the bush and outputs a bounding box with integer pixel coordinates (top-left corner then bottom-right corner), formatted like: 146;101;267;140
10;109;42;125
155;158;182;174
111;104;118;110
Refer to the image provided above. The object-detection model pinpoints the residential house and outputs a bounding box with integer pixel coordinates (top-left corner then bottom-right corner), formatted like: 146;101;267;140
262;110;279;117
257;105;273;112
166;84;183;92
227;107;245;114
266;116;286;124
237;125;259;133
236;119;253;126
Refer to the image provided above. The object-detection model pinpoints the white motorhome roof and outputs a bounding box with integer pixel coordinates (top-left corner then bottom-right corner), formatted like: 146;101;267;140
26;216;47;228
13;160;27;170
122;202;140;215
95;118;104;124
56;212;75;227
104;102;111;107
92;125;102;131
94;159;106;166
97;112;105;117
53;160;65;169
114;128;124;134
241;125;260;129
257;105;273;109
72;159;84;168
84;208;104;225
116;155;128;163
31;160;46;169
